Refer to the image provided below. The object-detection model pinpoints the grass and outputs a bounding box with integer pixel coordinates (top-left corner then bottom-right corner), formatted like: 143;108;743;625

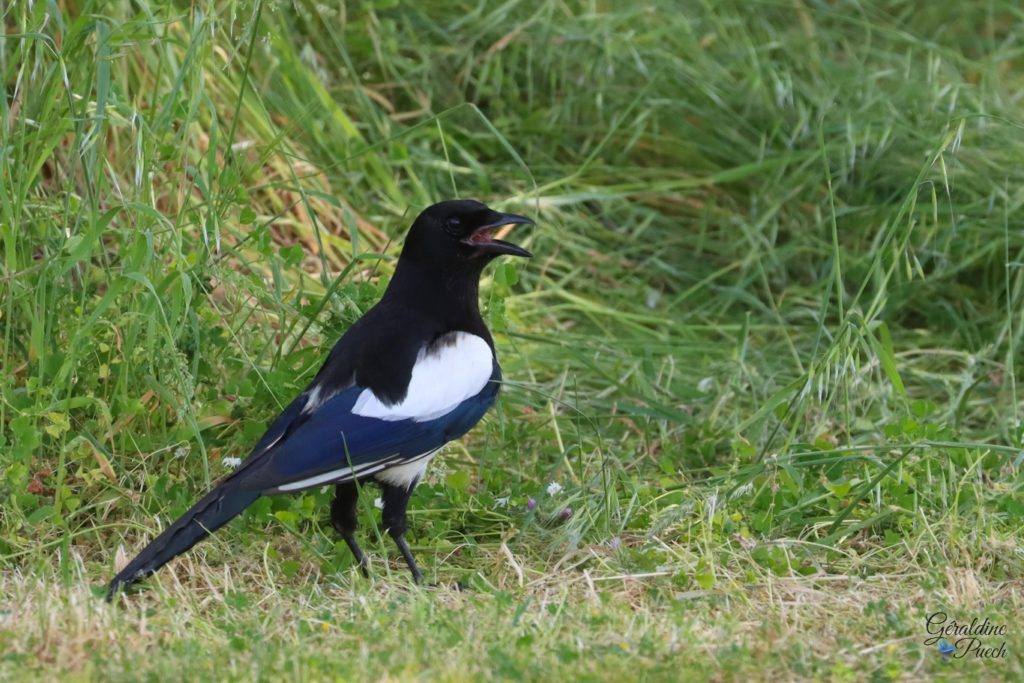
2;0;1024;680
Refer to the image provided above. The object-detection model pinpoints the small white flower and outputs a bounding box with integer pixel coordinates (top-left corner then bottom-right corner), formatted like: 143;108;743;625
174;445;190;458
374;497;384;510
546;482;563;496
730;482;754;498
222;457;242;468
494;496;510;508
697;377;715;394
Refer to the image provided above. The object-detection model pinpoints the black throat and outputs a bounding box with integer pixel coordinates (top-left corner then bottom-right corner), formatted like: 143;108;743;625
382;244;493;336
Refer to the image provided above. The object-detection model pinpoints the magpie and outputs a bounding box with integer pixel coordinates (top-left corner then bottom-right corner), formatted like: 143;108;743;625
107;199;533;599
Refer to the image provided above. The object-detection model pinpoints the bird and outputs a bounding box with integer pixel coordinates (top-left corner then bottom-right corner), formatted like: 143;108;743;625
107;199;534;600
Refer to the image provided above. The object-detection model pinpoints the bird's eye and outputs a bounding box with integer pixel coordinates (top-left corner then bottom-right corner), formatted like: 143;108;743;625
444;217;463;236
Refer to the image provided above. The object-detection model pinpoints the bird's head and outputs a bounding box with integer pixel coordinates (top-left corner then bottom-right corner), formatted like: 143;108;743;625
403;200;534;267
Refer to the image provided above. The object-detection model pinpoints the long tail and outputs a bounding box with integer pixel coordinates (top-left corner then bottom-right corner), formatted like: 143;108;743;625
107;483;260;600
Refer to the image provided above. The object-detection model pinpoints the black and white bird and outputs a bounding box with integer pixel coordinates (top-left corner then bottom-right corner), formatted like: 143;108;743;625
107;199;534;599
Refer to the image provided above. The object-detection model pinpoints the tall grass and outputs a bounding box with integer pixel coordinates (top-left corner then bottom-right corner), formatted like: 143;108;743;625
2;1;1023;680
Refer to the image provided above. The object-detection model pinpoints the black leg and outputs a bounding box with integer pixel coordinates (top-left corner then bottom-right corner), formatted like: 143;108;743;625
331;481;369;577
380;481;423;583
393;534;423;584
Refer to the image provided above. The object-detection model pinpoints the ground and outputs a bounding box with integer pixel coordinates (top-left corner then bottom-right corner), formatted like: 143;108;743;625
1;1;1023;681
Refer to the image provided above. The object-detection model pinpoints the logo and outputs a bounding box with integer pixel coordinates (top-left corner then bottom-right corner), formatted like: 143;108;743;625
924;612;1008;661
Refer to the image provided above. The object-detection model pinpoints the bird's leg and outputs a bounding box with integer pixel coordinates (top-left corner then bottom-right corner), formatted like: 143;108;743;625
380;482;423;584
331;481;369;577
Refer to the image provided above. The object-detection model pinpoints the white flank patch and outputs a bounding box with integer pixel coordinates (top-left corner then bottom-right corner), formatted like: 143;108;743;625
375;449;440;489
276;461;385;492
352;332;493;422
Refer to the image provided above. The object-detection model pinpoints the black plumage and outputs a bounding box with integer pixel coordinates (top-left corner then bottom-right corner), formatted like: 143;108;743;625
107;199;534;599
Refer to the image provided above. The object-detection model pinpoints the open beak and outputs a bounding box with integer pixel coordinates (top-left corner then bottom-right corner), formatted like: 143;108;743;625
463;211;534;258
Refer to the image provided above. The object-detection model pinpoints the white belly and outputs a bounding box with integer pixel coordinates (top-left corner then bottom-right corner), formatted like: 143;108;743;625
374;448;440;489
